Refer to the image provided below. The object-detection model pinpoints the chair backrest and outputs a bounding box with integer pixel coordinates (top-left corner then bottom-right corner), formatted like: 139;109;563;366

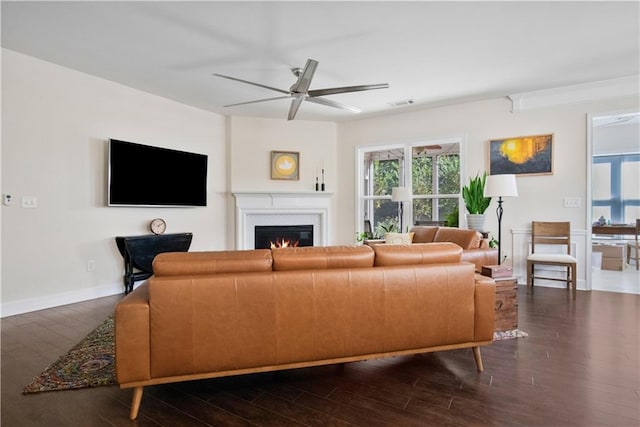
531;221;571;255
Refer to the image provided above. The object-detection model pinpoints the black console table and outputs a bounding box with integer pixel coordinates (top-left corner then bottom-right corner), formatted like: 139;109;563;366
115;233;193;294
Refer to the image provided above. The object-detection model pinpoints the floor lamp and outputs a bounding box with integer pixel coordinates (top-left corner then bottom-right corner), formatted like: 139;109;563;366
484;174;518;265
391;186;412;232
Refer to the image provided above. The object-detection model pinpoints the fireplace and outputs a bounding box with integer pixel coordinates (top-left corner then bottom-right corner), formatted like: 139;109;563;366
255;225;314;249
233;192;332;249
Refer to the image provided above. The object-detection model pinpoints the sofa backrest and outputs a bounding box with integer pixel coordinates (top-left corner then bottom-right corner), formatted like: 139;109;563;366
272;245;374;271
433;227;482;249
145;260;478;378
373;242;462;266
153;249;273;276
409;226;438;243
410;226;482;249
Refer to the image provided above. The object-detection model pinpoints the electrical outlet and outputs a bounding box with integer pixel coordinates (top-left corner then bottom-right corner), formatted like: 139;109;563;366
87;260;96;272
3;194;13;206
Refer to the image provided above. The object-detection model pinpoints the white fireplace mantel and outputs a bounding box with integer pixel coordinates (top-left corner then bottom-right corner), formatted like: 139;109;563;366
233;191;333;249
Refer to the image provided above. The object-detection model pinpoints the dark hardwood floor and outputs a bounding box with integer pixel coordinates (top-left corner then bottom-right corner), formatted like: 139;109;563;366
2;286;639;426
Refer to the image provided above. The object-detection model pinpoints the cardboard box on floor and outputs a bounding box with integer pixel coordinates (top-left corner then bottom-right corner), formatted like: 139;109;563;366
593;243;625;271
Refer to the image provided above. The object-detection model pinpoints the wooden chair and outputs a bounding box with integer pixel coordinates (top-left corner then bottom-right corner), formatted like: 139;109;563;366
526;221;577;299
627;219;640;270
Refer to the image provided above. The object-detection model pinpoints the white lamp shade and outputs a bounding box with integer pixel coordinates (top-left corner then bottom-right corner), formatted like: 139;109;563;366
484;174;518;197
391;186;412;202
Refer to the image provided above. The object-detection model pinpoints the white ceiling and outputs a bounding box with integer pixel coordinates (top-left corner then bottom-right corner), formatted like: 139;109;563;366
2;1;639;122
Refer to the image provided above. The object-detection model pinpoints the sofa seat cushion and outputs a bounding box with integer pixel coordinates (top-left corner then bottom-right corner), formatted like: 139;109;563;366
272;245;374;271
152;249;273;276
373;242;463;266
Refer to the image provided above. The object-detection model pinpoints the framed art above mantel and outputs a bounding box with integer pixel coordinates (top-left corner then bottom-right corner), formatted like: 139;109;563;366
489;134;553;176
271;151;300;180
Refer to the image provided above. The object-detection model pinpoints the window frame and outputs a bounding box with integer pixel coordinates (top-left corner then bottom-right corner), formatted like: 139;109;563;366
355;136;466;236
592;153;640;223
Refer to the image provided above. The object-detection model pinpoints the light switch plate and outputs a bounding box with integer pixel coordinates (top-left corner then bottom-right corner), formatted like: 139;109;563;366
22;196;38;208
563;197;581;208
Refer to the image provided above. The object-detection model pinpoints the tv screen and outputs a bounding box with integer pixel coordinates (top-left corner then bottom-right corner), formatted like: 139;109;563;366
108;139;208;207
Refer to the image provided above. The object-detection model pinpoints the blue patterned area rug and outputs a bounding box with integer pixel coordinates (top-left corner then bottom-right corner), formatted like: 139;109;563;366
493;329;529;341
23;316;116;393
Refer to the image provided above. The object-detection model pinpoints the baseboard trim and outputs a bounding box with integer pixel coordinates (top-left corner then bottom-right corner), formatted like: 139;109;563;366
1;283;124;318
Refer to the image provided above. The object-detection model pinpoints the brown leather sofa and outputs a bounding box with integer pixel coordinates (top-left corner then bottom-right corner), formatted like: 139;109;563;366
115;243;496;420
409;226;498;272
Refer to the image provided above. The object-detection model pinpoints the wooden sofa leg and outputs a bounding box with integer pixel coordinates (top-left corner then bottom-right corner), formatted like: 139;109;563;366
472;346;484;372
129;386;144;420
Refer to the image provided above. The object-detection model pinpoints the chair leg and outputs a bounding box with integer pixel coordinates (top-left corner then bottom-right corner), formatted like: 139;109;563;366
571;264;577;299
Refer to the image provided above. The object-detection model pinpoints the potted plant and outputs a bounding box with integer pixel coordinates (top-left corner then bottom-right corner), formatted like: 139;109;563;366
462;172;491;231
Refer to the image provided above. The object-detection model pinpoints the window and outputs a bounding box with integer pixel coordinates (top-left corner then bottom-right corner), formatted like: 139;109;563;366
357;140;461;237
592;154;640;223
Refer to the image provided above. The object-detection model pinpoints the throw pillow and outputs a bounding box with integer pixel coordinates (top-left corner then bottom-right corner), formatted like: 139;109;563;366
384;232;415;245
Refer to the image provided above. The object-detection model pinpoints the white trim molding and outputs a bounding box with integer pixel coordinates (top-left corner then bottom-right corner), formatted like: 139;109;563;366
1;282;122;318
508;76;640;113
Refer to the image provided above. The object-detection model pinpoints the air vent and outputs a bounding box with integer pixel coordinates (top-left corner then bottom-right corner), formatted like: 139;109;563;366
388;99;414;107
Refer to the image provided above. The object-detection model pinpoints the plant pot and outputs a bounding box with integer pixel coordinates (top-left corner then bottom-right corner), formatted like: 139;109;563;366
465;213;486;231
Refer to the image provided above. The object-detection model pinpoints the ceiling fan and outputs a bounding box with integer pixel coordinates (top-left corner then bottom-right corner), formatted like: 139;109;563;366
213;59;389;120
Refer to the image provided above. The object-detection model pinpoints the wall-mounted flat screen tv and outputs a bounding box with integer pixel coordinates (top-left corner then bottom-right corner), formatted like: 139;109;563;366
108;139;208;207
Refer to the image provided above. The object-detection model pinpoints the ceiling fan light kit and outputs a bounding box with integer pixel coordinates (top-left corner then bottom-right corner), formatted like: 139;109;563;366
214;59;389;120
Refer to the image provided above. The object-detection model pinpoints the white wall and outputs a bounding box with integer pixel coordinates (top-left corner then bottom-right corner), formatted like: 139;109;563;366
336;95;640;284
227;116;338;247
593;121;640;155
2;47;637;314
1;49;227;316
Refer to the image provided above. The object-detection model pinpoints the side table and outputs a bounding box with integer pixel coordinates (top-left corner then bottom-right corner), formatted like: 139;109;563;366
115;233;193;294
493;276;518;332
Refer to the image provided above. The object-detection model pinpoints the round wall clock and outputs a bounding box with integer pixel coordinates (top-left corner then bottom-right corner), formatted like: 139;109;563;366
149;218;167;235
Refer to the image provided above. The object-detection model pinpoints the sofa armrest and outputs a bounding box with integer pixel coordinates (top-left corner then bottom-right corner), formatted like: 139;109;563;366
115;282;151;385
473;274;496;342
462;248;499;272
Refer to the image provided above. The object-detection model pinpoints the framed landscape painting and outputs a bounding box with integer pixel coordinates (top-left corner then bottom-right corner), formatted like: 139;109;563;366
271;151;300;180
489;134;553;176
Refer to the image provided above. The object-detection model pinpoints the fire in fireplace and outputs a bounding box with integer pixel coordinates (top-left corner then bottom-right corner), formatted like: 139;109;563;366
254;225;314;249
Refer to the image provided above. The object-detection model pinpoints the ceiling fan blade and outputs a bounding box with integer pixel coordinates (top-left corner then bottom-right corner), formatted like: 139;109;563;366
308;83;389;97
288;96;306;121
224;95;292;108
305;96;361;113
213;73;290;95
290;59;318;94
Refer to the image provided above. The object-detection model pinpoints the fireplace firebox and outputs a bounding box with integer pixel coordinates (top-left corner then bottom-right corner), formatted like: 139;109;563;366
254;225;313;249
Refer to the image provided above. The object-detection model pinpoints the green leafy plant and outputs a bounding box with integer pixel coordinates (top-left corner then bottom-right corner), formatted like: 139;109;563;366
355;232;369;243
445;205;459;227
379;223;397;234
462;172;491;214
